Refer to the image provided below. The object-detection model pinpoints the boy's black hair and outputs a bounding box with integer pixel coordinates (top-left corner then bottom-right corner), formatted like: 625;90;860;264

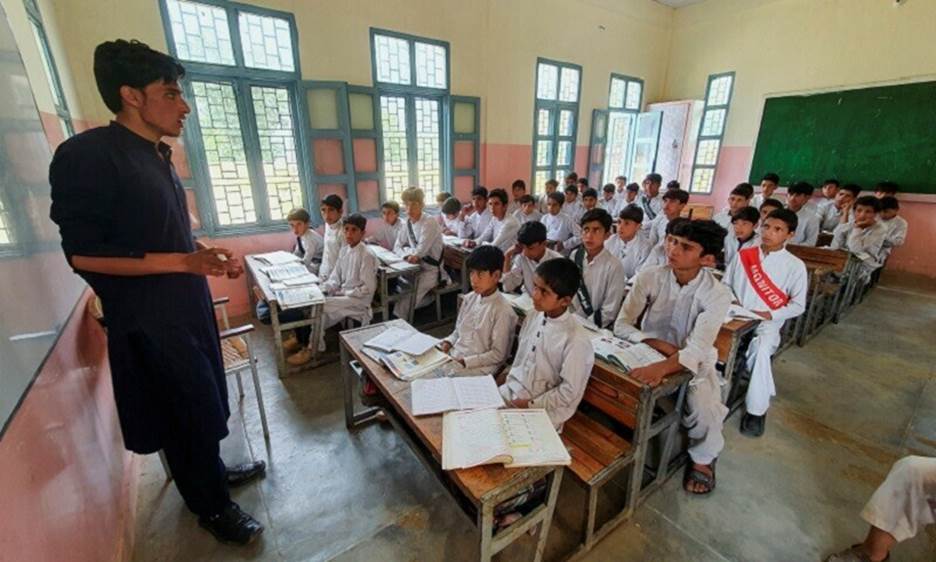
618;204;644;223
286;208;310;223
731;206;760;225
442;197;462;215
580;208;613;232
645;173;663;184
841;184;861;197
322;194;344;211
343;213;367;231
762;172;780;184
511;179;526;190
874;181;899;194
880;195;900;211
465;244;505;273
488;188;509;205
766;208;798;233
854;195;882;213
471;186;489;199
615;175;627;182
565;172;579;181
436;191;452;201
731;182;754;199
626;182;640;192
518;194;535;204
381;201;400;214
668;219;727;257
602;183;615;193
564;185;579;195
577;177;589;187
662;188;690;204
666;180;680;190
546;178;559;188
547;191;565;205
94;39;185;113
760;197;784;211
788;181;815;196
582;188;599;200
535;258;581;299
517;220;548;245
822;179;840;187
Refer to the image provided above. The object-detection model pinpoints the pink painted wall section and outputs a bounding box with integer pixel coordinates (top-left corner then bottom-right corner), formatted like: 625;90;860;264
0;291;138;562
479;143;588;194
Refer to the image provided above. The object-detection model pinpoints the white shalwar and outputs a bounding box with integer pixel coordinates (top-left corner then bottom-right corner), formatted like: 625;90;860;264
369;219;405;250
442;291;518;376
317;242;378;350
294;228;324;274
723;247;808;416
830;221;888;281
393;214;444;313
499;310;595;430
860;455;936;543
502;248;562;296
457;207;492;239
474;213;521;253
613;265;732;465
789;206;820;246
722;233;760;270
881;215;908;258
541;212;575;246
319;221;345;280
571;247;628;329
604;231;653;279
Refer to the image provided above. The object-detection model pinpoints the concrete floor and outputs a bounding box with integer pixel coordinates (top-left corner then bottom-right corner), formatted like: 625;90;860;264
131;280;936;562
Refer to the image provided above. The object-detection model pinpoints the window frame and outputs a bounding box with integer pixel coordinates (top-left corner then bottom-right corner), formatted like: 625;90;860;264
531;57;582;194
23;0;73;138
689;71;735;194
600;73;644;185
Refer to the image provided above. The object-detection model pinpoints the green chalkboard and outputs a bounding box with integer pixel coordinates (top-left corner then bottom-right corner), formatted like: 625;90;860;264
749;81;936;194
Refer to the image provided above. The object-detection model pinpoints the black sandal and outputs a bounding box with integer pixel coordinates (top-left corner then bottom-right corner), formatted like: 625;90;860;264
684;459;717;495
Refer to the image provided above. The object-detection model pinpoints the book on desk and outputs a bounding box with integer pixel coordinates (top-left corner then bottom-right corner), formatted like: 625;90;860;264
442;408;571;470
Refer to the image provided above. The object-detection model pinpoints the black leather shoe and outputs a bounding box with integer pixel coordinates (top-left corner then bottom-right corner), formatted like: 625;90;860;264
198;502;264;545
740;413;766;437
226;460;266;487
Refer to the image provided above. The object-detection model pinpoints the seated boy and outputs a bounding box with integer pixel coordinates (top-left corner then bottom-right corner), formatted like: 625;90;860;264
435;191;452;208
723;208;808;436
287;207;324;274
613;219;732;495
722;206;760;269
786;181;821;246
514;194;542;224
581;187;599;213
562;184;585;225
457;186;492;239
879;195;907;259
599;183;619;217
638;173;664;223
639;188;690;271
613;175;628;202
713;182;754;230
564;172;578;189
830;195;888;282
751;172;780;209
541;191;575;252
319;194;345;280
666;180;681;190
366;201;405;250
440;197;464;235
604;204;652;279
464;188;520;253
503;221;562;296
506;179;527;216
816;178;840;217
393;187;445;314
439;245;518;376
819;184;860;233
499;258;595;430
758;197;783;224
289;214;377;364
873;181;899;199
537;178;559;214
570;209;627;328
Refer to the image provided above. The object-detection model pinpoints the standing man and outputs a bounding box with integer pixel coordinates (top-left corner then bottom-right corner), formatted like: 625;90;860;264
49;40;264;545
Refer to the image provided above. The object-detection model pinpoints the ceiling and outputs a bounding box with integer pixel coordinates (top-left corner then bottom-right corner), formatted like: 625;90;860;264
653;0;708;8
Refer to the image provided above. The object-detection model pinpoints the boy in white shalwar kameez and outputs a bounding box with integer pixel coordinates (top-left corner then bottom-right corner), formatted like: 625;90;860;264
786;181;821;246
318;194;345;281
502;221;562;296
393;187;445;315
439;245;517;377
879;196;908;260
288;207;324;274
613;219;732;495
456;187;492;240
830;195;888;283
366;201;405;250
721;206;760;270
638;189;690;273
570;208;628;329
464;188;520;253
541;191;576;253
723;208;808;436
604;204;652;279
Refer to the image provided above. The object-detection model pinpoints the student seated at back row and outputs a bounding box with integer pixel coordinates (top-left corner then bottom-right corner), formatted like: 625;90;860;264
319;194;345;280
439;245;518;376
464;188;520;252
722;206;760;269
758;197;783;224
817;184;861;234
393;187;444;315
785;181;821;246
603;204;652;279
830;195;888;282
598;183;620;217
458;187;492;239
613;219;731;495
514;194;542;224
713;182;754;230
366;201;404;250
440;197;463;236
502;221;562;296
879;195;907;259
723;209;808;437
639;188;690;271
499;258;595;430
751;172;780;210
541;191;575;253
570;208;627;329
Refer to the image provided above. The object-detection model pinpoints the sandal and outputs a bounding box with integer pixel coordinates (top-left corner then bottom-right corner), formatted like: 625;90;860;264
684;459;717;495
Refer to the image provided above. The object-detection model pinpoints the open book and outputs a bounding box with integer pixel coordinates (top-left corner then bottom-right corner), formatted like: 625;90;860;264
255;250;300;266
724;303;762;323
383;347;452;381
264;262;313;283
364;326;441;356
591;335;667;373
368;245;405;265
274;285;325;309
443;235;466;246
411;376;505;416
503;292;534;317
442;409;571;470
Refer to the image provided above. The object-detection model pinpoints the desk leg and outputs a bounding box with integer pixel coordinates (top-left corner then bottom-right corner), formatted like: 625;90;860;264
380;271;390;322
461;265;469;294
533;468;563;562
478;501;495;562
407;271;418;323
341;342;354;429
310;303;324;360
271;303;287;378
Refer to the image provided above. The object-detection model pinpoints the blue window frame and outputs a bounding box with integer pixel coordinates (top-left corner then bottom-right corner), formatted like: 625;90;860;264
689;71;735;194
23;0;73;139
531;58;581;195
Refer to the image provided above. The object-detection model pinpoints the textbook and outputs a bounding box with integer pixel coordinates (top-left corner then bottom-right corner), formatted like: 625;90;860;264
724;304;761;323
274;285;325;309
443;235;466;246
382;347;451;381
442;409;571;470
503;292;534;316
283;273;320;287
264;262;313;283
255;250;300;266
590;335;666;373
368;245;405;265
411;376;505;416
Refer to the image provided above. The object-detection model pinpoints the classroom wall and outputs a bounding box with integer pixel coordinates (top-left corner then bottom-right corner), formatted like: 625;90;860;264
663;0;936;277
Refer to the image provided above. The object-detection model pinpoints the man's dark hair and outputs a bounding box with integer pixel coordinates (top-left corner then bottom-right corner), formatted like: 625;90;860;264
662;188;690;204
822;178;840;187
760;197;784;211
842;184;862;197
577;177;589;187
731;206;760;225
645;173;662;185
322;194;344;211
343;213;367;231
666;180;680;190
517;220;548;245
488;188;508;205
465;244;505;273
565;172;579;181
762;172;780;184
518;194;535;204
582;188;598;200
618;204;644;223
511;179;526;190
855;195;882;213
668;219;727;257
788;181;815;197
580;208;613;232
442;197;462;215
874;181;899;195
564;185;579;195
546;179;559;188
547;191;565;205
535;258;580;298
766;208;798;233
94;39;186;113
626;182;640;192
615;175;626;182
602;183;615;193
471;186;489;199
382;201;400;214
880;195;900;211
731;182;754;199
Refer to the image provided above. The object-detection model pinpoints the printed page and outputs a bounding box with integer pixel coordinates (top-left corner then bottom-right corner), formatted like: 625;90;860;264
452;376;506;411
443;235;465;246
369;246;405;265
503;293;534;316
442;409;510;470
411;378;458;416
255;250;300;266
611;342;667;371
275;285;325;309
264;262;311;282
395;332;442;356
500;409;571;468
283;273;320;286
725;303;761;323
364;326;412;352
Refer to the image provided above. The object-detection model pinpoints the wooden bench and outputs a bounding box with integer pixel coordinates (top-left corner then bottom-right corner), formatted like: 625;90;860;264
681;204;714;220
785;245;852;344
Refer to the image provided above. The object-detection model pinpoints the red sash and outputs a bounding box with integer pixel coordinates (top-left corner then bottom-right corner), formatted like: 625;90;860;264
738;247;789;310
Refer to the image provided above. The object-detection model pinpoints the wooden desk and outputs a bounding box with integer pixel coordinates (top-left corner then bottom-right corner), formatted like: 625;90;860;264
374;262;420;324
245;255;324;377
443;243;471;294
715;318;760;410
340;320;563;562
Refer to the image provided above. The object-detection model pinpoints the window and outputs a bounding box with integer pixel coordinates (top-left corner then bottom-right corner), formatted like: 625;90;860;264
603;74;643;184
532;58;581;194
23;0;73;139
0;196;13;246
370;29;449;203
689;72;735;194
160;0;304;231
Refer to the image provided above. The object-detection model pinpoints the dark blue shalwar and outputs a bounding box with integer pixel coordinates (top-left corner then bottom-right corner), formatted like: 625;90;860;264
49;122;231;517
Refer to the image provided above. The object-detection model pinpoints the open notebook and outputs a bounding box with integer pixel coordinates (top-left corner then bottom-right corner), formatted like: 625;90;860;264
591;335;667;373
442;409;571;470
411;376;504;416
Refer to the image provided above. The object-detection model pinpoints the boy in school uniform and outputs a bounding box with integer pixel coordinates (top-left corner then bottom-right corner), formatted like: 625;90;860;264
613;219;732;495
542;191;575;252
289;214;378;364
537;178;560;215
786;181;821;246
499;257;595;430
830;195;888;282
816;178;840;215
464;188;520;253
581;188;599;213
640;188;690;270
613;175;628;202
366;201;405;250
723;208;808;436
435;191;451;208
514;194;542;224
319;194;345;281
506;179;528;216
393;187;445;314
457;186;492;239
722;206;761;269
667;180;681;190
439;197;464;235
439;245;518;377
562;184;586;225
502;221;562;296
713;182;754;230
599;183;619;216
819;184;860;233
638;173;664;222
879;196;907;259
604;204;652;279
873;181;899;199
625;182;640;204
751;172;780;209
570;209;628;329
758;197;783;224
287;208;324;274
564;172;578;189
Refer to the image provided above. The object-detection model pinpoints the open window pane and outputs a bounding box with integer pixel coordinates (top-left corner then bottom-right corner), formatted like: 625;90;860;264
0;196;13;245
625;81;642;110
415;42;446;89
557;140;572;166
558;67;579;102
165;0;235;65
379;95;409;202
414;97;441;198
603;111;635;183
239;11;295;71
700;108;726;137
252;86;303;220
707;75;733;106
558;110;574;136
691;167;715;193
374;34;411;85
537;109;552;136
695;139;721;166
536;63;558;100
609;78;626;109
536;141;552;166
